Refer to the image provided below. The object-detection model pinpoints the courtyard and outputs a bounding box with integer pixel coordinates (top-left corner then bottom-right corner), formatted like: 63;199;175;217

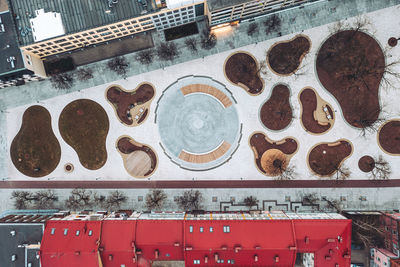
4;4;400;183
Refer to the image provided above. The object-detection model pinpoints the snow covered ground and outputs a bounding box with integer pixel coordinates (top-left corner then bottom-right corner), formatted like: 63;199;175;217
5;4;400;181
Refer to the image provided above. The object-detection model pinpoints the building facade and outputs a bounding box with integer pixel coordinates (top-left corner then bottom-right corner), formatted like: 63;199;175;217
370;248;398;267
39;211;351;267
381;213;400;256
6;0;319;77
207;0;316;27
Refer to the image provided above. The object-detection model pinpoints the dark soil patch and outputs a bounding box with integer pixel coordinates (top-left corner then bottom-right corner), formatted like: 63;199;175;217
378;120;400;155
316;30;385;128
165;22;198;41
106;83;155;125
260;84;292;130
267;35;310;75
44;57;75;75
358;155;375;173
10;106;61;177
299;88;333;134
388;37;398;47
308;140;352;176
59;99;109;170
117;137;157;177
224;52;264;95
249;132;298;174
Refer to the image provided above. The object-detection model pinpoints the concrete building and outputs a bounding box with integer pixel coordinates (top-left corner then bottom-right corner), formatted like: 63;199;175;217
206;0;315;27
381;213;400;256
0;2;29;82
5;0;319;77
38;210;351;266
370;248;398;267
0;212;55;267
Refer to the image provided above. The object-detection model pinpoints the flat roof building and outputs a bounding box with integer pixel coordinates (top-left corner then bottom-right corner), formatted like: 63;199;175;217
0;212;56;267
39;211;352;266
0;9;26;79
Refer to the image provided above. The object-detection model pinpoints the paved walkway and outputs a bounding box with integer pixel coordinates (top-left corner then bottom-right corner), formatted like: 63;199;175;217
1;179;400;189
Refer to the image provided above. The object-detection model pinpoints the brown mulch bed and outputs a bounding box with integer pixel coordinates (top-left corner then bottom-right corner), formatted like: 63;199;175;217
388;37;398;47
299;88;332;134
308;140;352;176
267;35;310;75
59;99;109;170
10;106;61;177
249;132;298;174
117;137;157;177
378;120;400;154
106;83;155;125
316;30;385;128
358;155;375;173
224;52;264;95
260;84;292;131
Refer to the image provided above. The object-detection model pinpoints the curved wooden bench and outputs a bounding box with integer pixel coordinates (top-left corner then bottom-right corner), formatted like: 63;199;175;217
180;84;232;108
178;141;231;163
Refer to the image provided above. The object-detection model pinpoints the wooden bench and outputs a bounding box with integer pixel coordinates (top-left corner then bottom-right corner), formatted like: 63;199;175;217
180;84;232;108
178;141;231;163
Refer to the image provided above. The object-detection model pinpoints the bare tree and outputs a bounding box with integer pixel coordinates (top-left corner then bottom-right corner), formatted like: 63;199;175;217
75;68;93;81
243;196;258;210
184;37;198;53
106;190;127;210
353;105;386;137
50;73;74;90
247;22;259;37
107;56;129;78
145;189;167;211
93;192;107;209
370;155;391;180
257;60;268;75
11;191;33;209
328;15;372;37
264;14;281;35
330;163;351;181
136;50;154;65
323;197;343;213
302;193;319;205
200;30;217;50
275;164;296;181
34;190;58;209
65;189;92;210
157;42;179;61
175;190;203;211
347;213;385;248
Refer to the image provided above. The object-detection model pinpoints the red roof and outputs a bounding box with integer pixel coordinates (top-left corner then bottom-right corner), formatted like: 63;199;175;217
135;220;184;262
40;220;102;267
294;220;352;266
99;220;137;267
39;213;352;267
184;220;297;266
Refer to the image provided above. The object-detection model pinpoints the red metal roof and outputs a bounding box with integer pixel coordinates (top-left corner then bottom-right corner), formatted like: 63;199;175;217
184;220;297;266
39;214;352;267
294;220;352;266
40;220;102;267
135;220;184;262
99;220;137;267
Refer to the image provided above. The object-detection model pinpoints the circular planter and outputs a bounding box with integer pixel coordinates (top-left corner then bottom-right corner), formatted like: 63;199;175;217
388;37;398;47
358;155;375;173
64;163;74;173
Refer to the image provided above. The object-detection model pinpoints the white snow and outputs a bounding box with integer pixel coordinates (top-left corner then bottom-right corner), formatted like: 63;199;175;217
6;4;400;181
